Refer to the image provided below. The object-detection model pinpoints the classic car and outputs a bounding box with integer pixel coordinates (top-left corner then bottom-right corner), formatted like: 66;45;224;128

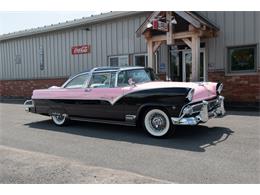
24;66;225;137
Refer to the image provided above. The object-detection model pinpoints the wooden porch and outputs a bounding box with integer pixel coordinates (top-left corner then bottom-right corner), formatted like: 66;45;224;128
136;11;219;82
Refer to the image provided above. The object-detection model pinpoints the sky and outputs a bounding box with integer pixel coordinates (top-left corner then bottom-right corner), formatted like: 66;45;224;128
0;11;101;35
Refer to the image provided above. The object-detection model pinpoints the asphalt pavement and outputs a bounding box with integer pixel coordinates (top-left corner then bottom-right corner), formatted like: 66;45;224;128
0;103;259;183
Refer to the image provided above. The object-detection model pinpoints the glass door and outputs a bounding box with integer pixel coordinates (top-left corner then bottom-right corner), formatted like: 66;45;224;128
182;49;205;82
169;46;182;81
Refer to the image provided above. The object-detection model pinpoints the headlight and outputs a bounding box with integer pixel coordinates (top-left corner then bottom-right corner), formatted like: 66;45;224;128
186;89;194;102
216;83;223;95
183;105;193;115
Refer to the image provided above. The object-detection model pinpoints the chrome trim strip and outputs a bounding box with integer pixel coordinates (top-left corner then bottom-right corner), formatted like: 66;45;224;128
125;115;136;121
70;117;136;126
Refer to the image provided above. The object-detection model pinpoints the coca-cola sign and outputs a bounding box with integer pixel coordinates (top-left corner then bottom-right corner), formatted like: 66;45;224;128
71;45;90;55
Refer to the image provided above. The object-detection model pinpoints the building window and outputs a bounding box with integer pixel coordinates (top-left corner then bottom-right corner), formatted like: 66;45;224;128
109;55;129;67
228;45;257;73
133;54;148;67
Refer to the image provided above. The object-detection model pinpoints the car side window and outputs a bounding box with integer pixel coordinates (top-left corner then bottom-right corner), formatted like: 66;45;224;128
89;72;116;88
117;71;128;87
65;73;89;89
117;69;152;87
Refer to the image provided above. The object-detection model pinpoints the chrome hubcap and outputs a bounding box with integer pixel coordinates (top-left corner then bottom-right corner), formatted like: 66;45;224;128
52;113;67;125
54;114;65;122
149;113;166;131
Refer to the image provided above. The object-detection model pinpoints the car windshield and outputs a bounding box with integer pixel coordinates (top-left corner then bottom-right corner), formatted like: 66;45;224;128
117;68;156;87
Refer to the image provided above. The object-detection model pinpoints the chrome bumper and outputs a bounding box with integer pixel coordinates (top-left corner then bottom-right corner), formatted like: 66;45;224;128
171;96;225;125
24;100;35;112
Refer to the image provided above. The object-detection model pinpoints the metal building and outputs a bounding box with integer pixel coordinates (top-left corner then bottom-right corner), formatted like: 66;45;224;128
0;11;259;107
0;12;151;80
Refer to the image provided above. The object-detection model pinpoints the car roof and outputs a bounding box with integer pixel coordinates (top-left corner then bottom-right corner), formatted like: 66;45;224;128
92;66;145;72
78;66;146;74
68;66;147;79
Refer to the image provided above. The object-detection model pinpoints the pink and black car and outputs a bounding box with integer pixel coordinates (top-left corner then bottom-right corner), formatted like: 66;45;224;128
24;66;225;137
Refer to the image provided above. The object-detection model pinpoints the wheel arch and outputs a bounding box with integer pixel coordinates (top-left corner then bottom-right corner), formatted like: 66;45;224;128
135;104;172;125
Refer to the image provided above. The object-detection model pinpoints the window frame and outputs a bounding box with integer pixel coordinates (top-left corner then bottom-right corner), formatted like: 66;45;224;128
227;44;258;74
108;55;129;67
133;53;148;67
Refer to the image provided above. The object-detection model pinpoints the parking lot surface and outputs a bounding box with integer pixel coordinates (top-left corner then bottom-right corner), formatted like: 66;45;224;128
0;103;259;183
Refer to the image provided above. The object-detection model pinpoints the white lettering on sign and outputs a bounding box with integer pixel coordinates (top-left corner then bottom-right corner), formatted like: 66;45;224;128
71;45;90;55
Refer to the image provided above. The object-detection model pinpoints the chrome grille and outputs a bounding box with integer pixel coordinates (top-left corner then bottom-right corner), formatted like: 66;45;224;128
187;99;219;115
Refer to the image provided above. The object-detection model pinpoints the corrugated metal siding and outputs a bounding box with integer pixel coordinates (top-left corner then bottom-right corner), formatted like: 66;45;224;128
199;11;260;71
1;11;259;80
0;12;149;80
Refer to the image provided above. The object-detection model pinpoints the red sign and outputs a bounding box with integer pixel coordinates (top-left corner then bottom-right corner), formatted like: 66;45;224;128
71;45;90;55
152;19;168;32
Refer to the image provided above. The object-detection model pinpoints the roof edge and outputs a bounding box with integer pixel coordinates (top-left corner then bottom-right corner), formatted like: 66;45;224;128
0;11;143;41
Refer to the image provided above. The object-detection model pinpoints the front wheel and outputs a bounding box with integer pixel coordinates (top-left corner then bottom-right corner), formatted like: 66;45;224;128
51;113;69;126
143;108;174;138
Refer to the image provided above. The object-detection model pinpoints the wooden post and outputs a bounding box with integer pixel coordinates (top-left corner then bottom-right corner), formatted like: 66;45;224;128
204;39;209;81
147;39;154;69
166;11;173;45
191;34;200;81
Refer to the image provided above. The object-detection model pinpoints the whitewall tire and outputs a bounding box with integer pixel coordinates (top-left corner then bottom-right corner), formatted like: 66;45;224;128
143;108;173;137
51;113;68;126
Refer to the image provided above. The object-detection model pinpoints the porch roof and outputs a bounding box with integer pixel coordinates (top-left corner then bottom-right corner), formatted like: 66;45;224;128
136;11;219;37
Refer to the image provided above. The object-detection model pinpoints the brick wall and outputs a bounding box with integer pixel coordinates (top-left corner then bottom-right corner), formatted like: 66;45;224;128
1;72;260;106
208;71;260;105
0;78;67;98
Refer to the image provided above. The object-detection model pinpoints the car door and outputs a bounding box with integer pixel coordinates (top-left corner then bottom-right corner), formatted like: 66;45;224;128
59;73;91;117
80;71;126;120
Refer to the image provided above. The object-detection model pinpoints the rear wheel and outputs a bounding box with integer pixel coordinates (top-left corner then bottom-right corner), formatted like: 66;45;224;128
51;113;69;126
143;108;175;137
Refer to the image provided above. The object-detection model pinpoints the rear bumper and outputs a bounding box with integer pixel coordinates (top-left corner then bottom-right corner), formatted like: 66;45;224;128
171;96;225;125
24;100;36;113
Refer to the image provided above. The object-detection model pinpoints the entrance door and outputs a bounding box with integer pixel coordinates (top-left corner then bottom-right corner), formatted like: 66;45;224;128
169;48;206;82
182;49;205;82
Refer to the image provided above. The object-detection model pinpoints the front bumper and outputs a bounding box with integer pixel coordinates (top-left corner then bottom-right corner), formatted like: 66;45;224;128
171;96;225;125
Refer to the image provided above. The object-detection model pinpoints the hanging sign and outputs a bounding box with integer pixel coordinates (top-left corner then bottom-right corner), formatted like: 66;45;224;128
71;45;90;55
152;19;169;32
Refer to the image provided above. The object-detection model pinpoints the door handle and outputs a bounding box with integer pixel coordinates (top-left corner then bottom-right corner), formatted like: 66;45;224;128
84;88;92;92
